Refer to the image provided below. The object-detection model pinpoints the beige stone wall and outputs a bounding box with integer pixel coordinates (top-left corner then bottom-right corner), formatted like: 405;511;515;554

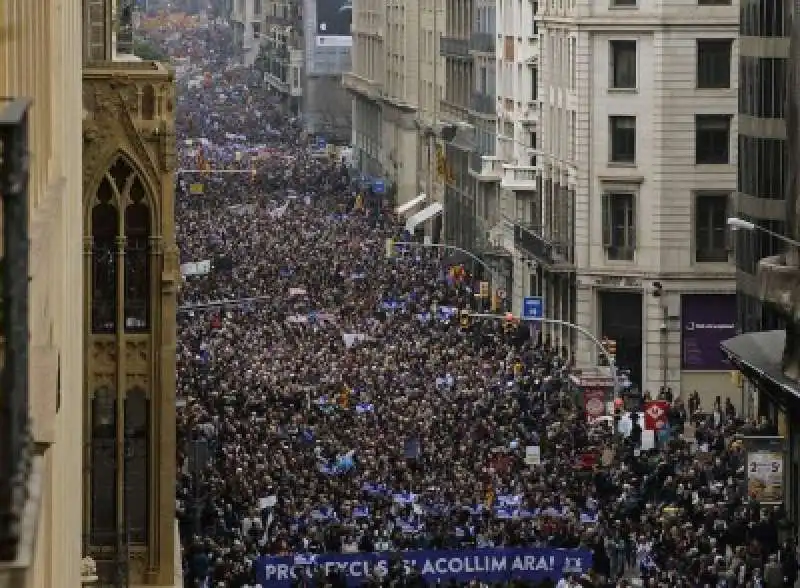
0;1;85;588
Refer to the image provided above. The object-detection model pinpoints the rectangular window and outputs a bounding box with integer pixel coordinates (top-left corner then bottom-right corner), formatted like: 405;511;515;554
696;114;731;164
610;40;637;89
697;39;732;88
695;193;730;262
611;0;637;6
252;22;261;38
609;116;636;163
530;66;538;101
698;0;730;4
602;193;636;261
254;0;262;15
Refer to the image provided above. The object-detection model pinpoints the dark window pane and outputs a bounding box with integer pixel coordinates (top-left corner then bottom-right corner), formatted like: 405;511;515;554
738;136;786;199
91;178;118;334
610;116;636;163
91;388;117;546
124;178;150;332
695;115;731;164
610;40;637;89
697;39;732;88
125;389;149;544
739;56;785;118
740;0;789;37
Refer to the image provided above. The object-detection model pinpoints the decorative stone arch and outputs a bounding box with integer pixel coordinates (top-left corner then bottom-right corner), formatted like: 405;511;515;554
83;148;161;237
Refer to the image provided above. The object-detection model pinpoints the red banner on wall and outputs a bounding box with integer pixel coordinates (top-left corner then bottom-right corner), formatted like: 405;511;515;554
584;389;606;422
644;400;670;431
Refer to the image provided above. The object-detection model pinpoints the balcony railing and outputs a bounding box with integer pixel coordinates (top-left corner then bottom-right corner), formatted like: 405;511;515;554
470;32;496;54
513;223;554;265
0;99;32;563
440;37;470;58
501;165;537;189
470;92;495;115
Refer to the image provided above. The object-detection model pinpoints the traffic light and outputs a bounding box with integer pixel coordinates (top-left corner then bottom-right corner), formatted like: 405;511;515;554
599;337;617;366
459;310;471;330
503;312;516;334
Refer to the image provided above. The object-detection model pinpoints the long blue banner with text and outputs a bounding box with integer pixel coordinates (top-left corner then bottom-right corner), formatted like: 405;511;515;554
256;547;592;587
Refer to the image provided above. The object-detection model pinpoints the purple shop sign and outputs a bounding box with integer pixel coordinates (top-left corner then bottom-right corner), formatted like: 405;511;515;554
681;294;737;371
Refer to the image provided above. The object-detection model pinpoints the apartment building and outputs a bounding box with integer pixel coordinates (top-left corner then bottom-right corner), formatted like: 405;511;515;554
344;0;445;226
231;0;264;65
527;0;739;403
260;0;304;113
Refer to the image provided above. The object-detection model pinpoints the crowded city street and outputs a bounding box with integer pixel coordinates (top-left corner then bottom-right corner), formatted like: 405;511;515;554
165;22;799;588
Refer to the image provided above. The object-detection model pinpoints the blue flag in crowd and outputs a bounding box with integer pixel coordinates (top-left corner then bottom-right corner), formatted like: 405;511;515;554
580;511;599;524
497;494;522;508
310;506;336;521
355;403;374;413
362;482;388;496
353;505;370;519
392;491;417;505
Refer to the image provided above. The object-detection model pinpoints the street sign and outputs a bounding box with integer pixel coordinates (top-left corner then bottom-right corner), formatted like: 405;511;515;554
316;136;326;150
372;179;386;194
522;296;544;319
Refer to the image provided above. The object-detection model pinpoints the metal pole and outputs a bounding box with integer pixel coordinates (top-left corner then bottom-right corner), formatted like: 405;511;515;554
468;312;621;398
394;240;502;296
751;224;800;250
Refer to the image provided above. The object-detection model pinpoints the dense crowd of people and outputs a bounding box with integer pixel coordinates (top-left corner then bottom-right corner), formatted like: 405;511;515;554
165;18;800;588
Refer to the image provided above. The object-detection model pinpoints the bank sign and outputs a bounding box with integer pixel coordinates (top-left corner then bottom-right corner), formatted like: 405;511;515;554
681;294;737;370
256;547;592;587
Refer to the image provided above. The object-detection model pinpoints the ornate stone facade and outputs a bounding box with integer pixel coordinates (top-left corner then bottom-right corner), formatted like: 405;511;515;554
82;60;178;588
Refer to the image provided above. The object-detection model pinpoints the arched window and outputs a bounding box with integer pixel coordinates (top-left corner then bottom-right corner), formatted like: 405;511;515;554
124;177;150;331
124;388;149;543
91;178;118;333
90;386;117;546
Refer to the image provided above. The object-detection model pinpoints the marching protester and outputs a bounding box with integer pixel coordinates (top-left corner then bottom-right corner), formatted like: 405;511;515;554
156;15;799;588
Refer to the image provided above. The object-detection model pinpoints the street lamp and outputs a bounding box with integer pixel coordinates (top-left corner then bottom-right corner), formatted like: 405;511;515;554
468;313;622;400
727;216;800;249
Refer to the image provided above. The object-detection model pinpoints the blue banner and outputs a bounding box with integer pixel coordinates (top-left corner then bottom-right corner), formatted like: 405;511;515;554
256;547;592;587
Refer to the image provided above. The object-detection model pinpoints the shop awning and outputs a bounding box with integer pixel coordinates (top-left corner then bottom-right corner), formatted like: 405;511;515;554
405;202;443;233
720;330;800;398
395;193;427;215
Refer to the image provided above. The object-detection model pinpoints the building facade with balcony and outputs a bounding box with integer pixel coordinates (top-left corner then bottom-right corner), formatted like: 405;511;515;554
259;0;304;115
344;0;445;226
534;0;739;402
231;0;264;65
82;1;181;586
0;2;84;587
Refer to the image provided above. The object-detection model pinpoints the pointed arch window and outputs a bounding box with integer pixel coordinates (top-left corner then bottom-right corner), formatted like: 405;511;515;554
91;177;119;333
125;176;150;331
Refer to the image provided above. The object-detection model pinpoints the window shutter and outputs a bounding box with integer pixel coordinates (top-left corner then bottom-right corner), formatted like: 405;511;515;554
602;193;611;247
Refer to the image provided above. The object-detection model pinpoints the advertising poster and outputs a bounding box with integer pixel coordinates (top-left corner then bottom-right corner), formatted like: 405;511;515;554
680;294;737;370
743;436;785;504
316;0;352;47
583;388;606;422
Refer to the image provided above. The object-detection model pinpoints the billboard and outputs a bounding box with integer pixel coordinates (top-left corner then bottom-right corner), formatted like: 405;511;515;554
680;293;737;370
315;0;352;47
256;547;592;588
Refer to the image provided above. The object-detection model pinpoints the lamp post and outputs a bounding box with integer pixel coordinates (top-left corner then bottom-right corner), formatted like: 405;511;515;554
727;216;800;249
391;240;509;310
468;312;621;399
